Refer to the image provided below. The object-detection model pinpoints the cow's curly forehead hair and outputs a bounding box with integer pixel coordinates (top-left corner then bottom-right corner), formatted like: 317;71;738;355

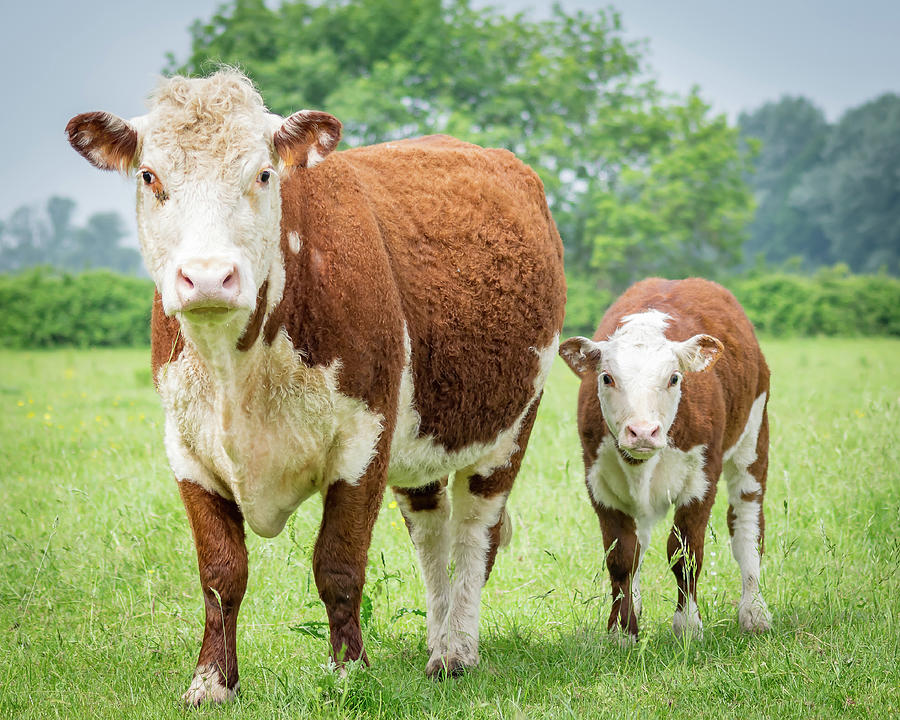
143;69;273;173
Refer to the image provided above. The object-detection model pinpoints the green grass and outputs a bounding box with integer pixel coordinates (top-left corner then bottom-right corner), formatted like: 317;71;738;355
1;339;899;719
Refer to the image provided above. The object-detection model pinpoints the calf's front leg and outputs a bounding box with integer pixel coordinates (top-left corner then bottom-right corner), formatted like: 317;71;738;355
597;505;642;643
178;479;248;706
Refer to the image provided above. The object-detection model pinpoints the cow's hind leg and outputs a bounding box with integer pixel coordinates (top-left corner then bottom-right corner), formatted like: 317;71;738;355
424;403;538;679
725;396;771;632
178;480;248;706
393;478;451;655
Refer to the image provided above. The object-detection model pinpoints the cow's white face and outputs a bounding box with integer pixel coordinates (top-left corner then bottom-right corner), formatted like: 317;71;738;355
66;71;341;344
560;311;722;461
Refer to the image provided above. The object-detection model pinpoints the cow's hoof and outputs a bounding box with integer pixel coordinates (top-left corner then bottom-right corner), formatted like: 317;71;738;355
182;666;238;707
608;626;638;648
672;607;704;641
738;597;771;633
425;652;476;680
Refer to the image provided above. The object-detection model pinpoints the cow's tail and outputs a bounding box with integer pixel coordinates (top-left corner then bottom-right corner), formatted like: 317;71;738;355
497;506;513;549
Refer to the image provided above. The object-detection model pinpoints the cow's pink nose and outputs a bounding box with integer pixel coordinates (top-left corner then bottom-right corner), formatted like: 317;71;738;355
624;422;662;445
175;261;240;309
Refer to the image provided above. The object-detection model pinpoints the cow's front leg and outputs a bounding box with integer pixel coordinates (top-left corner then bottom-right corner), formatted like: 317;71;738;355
178;479;248;706
668;469;717;640
597;505;641;644
392;479;451;655
314;460;386;667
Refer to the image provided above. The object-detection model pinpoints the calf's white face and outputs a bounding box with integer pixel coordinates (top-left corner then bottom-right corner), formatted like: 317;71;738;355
66;71;341;340
560;311;722;460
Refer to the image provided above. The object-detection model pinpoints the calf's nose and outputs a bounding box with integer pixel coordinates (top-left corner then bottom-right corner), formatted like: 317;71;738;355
624;422;662;445
175;260;240;308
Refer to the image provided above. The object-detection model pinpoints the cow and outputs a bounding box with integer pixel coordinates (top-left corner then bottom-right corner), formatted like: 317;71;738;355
558;278;770;643
66;70;566;704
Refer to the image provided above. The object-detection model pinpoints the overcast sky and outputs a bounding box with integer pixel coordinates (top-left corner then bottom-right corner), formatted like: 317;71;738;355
3;0;899;241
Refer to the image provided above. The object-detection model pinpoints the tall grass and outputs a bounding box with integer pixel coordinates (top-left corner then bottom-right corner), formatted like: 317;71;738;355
1;339;898;718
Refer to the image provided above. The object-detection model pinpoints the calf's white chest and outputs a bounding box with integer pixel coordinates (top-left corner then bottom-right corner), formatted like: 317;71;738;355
158;332;383;537
586;437;708;524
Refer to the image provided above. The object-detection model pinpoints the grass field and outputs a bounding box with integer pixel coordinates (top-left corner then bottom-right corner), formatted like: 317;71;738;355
1;339;899;719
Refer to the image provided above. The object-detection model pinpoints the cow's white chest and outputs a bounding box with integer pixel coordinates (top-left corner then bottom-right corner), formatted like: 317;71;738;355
158;332;383;537
586;437;708;524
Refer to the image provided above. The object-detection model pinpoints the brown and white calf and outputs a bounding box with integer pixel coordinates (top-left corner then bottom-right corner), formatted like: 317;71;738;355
67;70;565;703
559;278;770;642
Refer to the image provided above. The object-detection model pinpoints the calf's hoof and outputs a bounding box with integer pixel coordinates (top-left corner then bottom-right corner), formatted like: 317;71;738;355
182;665;238;707
672;607;704;641
738;598;772;633
608;626;638;648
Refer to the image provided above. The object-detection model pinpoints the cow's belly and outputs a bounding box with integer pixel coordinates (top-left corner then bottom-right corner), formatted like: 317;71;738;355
159;334;384;538
586;438;708;523
386;332;559;487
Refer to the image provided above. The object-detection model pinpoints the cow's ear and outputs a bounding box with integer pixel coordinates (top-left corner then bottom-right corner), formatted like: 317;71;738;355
66;112;139;173
674;334;724;373
559;336;604;377
271;110;342;169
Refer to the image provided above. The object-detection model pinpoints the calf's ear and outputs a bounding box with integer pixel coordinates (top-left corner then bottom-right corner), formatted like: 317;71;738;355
66;112;138;173
272;110;342;169
559;336;604;377
674;334;724;373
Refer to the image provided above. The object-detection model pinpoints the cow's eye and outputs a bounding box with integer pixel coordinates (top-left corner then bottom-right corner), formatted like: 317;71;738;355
601;372;615;387
141;170;155;185
669;373;680;387
257;169;272;185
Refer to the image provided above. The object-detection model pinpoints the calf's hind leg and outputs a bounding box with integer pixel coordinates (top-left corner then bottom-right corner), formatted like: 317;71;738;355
178;480;248;706
725;398;771;632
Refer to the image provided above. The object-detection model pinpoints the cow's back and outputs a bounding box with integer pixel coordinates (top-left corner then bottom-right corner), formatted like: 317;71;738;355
282;136;566;452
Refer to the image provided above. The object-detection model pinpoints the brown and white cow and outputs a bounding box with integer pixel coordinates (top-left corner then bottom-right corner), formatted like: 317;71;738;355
559;278;770;643
67;70;566;704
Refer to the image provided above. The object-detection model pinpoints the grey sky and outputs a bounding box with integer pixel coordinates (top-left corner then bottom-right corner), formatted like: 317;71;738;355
2;0;899;241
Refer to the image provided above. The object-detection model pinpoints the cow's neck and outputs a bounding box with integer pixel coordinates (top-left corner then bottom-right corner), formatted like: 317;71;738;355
179;313;266;389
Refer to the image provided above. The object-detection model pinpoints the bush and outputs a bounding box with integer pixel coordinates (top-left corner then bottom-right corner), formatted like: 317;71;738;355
728;266;900;337
0;267;154;348
565;266;900;338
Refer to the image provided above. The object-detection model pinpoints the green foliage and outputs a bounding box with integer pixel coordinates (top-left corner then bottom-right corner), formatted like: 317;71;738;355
171;0;755;296
728;265;900;337
0;267;154;348
0;196;141;275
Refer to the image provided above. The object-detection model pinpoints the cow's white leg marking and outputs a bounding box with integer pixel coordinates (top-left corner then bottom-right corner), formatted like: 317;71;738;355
724;392;771;632
672;596;703;640
425;477;507;677
182;664;238;706
393;487;451;654
633;523;652;620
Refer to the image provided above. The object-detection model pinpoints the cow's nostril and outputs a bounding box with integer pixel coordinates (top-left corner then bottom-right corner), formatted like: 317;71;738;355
650;425;661;439
222;272;236;290
178;269;195;290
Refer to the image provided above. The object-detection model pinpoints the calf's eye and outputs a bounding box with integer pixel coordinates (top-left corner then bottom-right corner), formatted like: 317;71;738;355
601;372;614;387
141;170;154;185
669;374;680;387
257;169;272;185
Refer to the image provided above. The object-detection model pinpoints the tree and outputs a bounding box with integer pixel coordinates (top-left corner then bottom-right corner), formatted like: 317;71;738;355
0;198;141;275
792;94;900;274
738;97;831;267
171;0;755;322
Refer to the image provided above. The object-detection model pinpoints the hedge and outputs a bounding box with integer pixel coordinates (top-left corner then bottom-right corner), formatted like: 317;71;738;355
1;266;898;348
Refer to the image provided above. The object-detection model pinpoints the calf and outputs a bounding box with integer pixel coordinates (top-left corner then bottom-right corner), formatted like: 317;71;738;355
67;70;565;703
559;278;770;642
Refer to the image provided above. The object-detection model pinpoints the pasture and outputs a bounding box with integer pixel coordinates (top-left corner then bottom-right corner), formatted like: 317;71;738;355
1;338;898;719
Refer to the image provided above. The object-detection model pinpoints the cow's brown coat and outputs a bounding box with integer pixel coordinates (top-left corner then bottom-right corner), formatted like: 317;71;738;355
149;134;566;690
